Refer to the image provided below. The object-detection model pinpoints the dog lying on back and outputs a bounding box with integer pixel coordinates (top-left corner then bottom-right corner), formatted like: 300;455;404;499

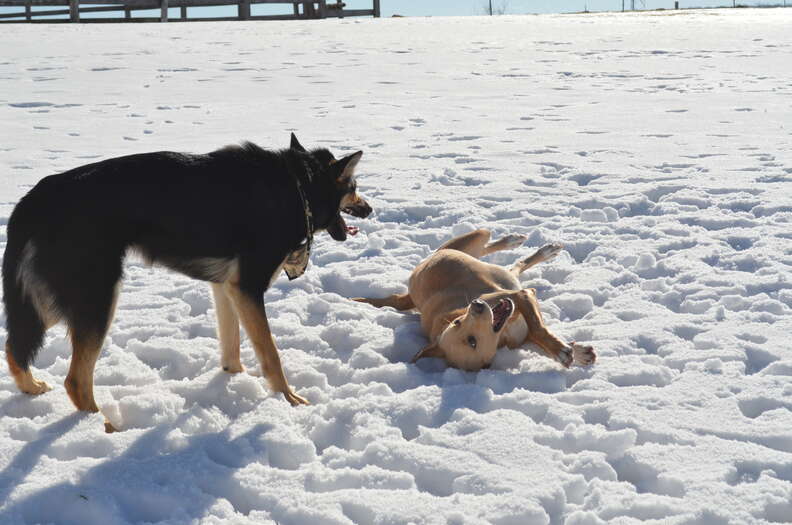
354;229;596;370
3;134;371;431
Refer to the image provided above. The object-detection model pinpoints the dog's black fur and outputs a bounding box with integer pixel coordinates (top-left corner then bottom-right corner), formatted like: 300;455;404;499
3;134;370;373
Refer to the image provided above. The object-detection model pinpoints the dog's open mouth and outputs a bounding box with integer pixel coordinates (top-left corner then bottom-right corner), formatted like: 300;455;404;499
491;298;514;333
341;207;360;235
327;213;359;241
328;202;371;241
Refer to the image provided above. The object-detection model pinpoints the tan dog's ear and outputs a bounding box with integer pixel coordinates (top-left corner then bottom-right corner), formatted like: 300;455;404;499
410;343;445;363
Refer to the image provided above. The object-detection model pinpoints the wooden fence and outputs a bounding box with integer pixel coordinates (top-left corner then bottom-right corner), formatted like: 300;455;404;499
0;0;380;22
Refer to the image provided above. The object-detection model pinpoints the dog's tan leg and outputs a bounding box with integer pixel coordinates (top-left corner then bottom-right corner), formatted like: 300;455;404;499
436;229;492;258
210;283;243;373
5;344;52;395
65;331;103;414
510;243;563;275
483;234;528;256
223;282;308;406
437;229;528;259
353;293;414;311
65;283;120;432
512;289;573;368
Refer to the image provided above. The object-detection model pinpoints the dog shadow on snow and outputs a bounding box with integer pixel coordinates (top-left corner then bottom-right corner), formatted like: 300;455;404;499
0;375;278;524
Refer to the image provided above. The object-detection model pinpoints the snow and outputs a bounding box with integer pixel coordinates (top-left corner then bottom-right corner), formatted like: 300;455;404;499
1;8;792;525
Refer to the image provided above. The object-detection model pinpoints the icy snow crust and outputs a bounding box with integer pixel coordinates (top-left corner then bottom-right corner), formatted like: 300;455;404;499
1;9;792;525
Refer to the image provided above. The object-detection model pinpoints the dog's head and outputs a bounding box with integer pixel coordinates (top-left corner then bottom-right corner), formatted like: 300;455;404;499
290;133;372;241
411;297;515;371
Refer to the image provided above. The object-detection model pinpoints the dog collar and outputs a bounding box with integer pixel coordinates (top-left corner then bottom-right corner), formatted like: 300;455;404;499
283;168;314;281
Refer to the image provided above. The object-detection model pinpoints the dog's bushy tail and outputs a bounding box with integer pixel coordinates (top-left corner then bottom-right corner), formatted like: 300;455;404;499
2;205;46;371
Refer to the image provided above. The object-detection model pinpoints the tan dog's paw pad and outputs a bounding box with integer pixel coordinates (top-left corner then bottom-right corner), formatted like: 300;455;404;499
500;234;528;249
537;243;564;261
556;346;573;368
571;343;596;366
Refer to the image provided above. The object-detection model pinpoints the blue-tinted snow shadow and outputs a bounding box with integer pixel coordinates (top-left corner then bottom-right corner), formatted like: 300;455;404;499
0;411;276;523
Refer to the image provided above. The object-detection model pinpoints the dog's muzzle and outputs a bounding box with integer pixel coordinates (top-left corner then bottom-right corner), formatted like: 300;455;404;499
343;199;372;218
471;299;486;314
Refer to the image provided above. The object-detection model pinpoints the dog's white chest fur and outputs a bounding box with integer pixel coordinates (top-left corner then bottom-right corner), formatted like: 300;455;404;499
502;315;528;348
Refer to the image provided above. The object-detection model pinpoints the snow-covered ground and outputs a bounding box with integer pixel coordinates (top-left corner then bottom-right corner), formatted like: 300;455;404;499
1;9;792;524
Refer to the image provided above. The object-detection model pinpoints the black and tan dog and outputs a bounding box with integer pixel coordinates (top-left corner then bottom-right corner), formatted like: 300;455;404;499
354;229;596;371
2;134;371;431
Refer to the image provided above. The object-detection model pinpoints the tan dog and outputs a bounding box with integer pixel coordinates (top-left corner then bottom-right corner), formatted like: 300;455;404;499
354;229;596;370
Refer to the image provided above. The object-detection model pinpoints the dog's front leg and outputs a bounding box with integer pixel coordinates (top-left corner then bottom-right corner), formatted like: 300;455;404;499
223;282;309;406
210;283;243;373
511;289;594;368
512;289;572;367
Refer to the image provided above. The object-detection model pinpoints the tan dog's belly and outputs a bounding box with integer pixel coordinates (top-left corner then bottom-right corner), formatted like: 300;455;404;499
501;314;529;349
408;250;520;340
353;229;596;370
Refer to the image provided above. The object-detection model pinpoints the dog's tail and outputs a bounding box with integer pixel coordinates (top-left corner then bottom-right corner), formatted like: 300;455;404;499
2;203;47;372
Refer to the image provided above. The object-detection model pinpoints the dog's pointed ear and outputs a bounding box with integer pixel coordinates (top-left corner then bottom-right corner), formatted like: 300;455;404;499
290;133;306;152
410;342;445;363
327;151;363;183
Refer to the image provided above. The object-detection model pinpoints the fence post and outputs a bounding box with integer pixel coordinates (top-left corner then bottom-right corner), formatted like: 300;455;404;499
373;0;379;17
160;0;168;21
317;0;326;18
181;5;187;18
69;0;79;21
125;7;131;18
238;0;250;19
25;0;31;20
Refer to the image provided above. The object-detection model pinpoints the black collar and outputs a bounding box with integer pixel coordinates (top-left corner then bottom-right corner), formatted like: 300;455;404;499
283;166;314;280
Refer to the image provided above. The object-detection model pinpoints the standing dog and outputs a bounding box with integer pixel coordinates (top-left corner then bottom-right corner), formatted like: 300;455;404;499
354;229;596;370
3;134;371;431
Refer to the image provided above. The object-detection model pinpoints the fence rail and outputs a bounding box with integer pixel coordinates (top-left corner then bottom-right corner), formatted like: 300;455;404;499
0;0;380;22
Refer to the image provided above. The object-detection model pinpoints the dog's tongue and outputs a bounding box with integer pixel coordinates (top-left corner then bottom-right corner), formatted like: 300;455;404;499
347;225;359;236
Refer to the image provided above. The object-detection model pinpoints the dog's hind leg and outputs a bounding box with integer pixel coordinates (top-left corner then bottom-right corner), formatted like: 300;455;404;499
65;330;105;414
6;343;52;395
438;229;528;259
63;276;122;432
211;283;243;373
483;234;528;256
436;229;492;258
352;293;414;311
510;243;563;276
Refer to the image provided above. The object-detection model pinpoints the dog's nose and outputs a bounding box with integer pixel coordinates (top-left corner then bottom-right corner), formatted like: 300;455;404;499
348;199;372;218
471;299;486;314
358;200;372;218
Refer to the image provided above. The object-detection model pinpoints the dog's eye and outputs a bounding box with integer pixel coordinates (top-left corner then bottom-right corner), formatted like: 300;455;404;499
453;319;461;327
468;336;477;349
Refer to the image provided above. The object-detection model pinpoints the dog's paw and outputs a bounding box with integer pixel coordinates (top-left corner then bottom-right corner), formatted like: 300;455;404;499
104;420;119;433
555;346;573;368
222;363;245;374
499;234;528;250
571;342;596;366
536;243;564;262
283;389;310;406
22;378;52;395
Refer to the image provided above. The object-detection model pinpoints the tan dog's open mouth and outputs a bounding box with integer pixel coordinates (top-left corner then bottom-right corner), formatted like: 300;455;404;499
492;298;514;332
